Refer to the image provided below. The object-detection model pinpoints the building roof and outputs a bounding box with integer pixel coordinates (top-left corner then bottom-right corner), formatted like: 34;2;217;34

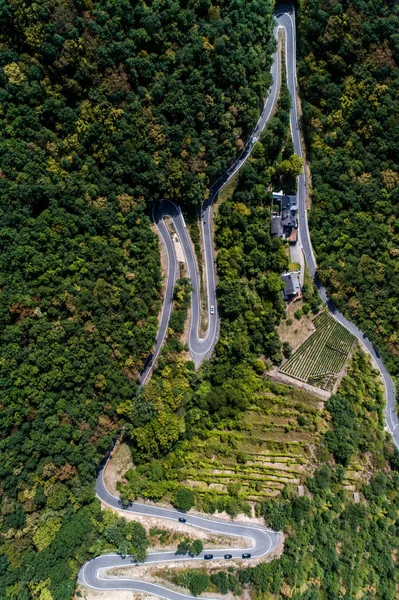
281;208;296;228
271;215;283;237
273;194;297;229
273;193;297;211
281;272;301;299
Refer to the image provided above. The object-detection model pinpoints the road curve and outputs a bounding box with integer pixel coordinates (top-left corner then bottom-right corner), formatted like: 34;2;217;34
153;199;219;368
142;6;398;441
140;8;283;380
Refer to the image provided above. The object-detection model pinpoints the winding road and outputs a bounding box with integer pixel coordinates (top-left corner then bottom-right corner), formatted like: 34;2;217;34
80;3;398;597
139;3;283;382
79;464;281;597
279;7;399;447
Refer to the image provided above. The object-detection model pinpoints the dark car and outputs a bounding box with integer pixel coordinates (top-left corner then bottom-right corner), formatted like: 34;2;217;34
204;554;213;560
224;554;232;559
242;553;251;559
178;517;186;523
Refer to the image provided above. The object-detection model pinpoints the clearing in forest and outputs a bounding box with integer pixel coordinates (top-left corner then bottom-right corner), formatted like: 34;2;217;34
279;311;355;391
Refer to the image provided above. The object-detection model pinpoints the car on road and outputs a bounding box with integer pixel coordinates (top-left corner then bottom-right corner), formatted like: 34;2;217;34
210;305;215;315
204;555;213;560
178;517;186;523
224;554;232;559
242;553;251;559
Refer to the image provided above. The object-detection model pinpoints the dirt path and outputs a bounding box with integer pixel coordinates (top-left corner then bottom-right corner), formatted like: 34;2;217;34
104;442;133;497
75;586;152;600
267;367;330;401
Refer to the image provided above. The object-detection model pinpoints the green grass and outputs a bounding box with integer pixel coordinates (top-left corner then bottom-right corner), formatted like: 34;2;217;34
280;311;355;390
289;262;301;272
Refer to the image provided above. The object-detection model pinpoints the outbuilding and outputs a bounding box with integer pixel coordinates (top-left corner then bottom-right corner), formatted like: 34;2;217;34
281;271;301;302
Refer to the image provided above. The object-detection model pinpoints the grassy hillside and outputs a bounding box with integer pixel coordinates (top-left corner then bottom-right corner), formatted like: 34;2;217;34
120;375;323;513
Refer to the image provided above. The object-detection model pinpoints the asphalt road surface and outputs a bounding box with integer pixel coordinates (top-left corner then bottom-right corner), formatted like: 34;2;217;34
80;3;398;597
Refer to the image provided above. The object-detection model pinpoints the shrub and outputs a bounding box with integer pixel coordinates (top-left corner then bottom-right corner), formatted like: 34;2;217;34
173;487;195;512
189;540;203;556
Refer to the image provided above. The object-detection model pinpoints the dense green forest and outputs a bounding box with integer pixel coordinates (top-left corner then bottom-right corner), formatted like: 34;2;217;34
297;0;399;373
3;0;399;598
0;0;276;598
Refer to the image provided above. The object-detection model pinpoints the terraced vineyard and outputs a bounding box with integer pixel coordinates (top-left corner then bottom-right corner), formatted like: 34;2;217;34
280;311;355;391
160;382;323;504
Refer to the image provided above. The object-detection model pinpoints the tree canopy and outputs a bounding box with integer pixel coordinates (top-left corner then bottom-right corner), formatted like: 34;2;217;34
298;0;399;374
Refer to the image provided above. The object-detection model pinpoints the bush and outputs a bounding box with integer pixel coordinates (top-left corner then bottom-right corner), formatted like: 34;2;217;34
282;341;292;359
173;488;195;512
236;452;248;464
211;572;229;594
253;359;265;374
189;540;203;556
176;540;190;555
181;572;210;596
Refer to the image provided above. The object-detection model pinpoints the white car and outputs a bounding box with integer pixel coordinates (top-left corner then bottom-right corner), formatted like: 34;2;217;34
210;306;215;315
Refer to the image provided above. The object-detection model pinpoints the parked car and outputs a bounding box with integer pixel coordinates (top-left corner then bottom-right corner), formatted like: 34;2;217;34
242;553;251;559
178;517;186;523
204;555;213;560
224;554;232;559
210;305;215;315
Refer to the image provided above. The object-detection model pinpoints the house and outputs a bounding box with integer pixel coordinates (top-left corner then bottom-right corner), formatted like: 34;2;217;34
281;271;302;302
271;193;298;243
271;215;283;237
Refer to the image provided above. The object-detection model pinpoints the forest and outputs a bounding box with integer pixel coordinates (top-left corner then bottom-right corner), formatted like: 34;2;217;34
297;0;399;374
0;0;277;598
